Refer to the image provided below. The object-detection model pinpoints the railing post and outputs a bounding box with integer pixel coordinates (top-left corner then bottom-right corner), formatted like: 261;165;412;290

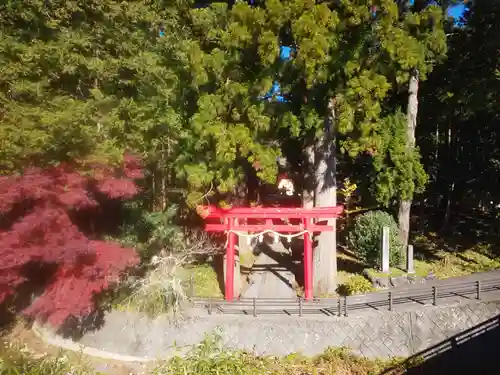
476;280;481;300
299;297;303;317
344;295;348;317
388;291;393;311
189;275;194;298
432;286;437;306
253;298;257;317
208;297;212;315
338;299;342;317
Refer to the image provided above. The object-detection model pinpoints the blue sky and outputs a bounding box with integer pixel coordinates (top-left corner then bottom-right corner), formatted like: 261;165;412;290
408;1;467;20
448;3;466;19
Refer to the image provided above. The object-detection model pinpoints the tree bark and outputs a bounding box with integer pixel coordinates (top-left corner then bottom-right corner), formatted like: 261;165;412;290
303;145;315;209
398;69;419;249
313;98;337;295
440;121;456;233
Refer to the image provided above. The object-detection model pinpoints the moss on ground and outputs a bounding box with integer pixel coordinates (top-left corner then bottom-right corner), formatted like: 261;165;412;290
364;264;428;280
412;234;500;278
178;264;223;298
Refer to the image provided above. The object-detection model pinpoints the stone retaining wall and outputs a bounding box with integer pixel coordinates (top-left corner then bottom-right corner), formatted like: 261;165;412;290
49;300;500;360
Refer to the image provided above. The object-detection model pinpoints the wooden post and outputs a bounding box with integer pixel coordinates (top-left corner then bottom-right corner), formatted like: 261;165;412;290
303;218;313;300
381;226;390;273
223;251;241;298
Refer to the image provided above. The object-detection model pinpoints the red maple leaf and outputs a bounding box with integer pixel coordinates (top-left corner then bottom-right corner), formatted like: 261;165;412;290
0;153;142;326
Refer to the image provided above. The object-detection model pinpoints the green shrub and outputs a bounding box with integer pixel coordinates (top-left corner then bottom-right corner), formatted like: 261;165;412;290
337;275;374;296
153;332;268;375
111;230;222;316
0;342;94;375
349;210;403;267
116;252;188;317
152;332;401;375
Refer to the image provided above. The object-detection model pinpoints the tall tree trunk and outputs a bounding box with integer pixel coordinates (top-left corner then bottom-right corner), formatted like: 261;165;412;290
303;145;315;209
398;69;419;249
440;121;456;233
313;98;337;295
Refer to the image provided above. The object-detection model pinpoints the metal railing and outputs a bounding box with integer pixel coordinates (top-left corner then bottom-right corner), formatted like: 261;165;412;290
188;276;500;317
381;313;500;374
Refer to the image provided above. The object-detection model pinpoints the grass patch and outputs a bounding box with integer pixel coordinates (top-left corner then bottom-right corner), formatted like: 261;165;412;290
113;258;222;316
177;264;223;298
0;326;417;375
413;234;500;279
342;233;500;283
152;333;408;375
1;323;139;375
364;264;430;279
0;341;94;375
337;270;353;285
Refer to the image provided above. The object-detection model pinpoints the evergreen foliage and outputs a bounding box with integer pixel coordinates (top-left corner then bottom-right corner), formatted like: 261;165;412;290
419;0;500;224
9;0;499;315
349;210;403;267
0;0;447;206
371;109;428;205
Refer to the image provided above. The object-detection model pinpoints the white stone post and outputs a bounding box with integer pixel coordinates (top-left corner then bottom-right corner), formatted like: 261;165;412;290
381;226;390;273
407;245;415;274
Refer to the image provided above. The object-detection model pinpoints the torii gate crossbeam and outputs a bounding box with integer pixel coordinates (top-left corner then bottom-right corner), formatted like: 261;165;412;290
197;205;344;300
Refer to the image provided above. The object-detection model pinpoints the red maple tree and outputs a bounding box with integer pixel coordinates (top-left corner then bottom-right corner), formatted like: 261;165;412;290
0;154;142;326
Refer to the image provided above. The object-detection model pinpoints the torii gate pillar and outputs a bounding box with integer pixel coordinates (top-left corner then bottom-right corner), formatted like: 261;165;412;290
197;205;343;301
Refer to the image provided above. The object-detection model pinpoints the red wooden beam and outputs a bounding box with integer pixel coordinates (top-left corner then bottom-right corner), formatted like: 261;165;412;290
205;223;334;232
197;205;344;219
196;203;344;303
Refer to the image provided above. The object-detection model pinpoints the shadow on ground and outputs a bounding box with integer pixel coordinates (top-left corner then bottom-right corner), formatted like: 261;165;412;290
382;313;500;375
242;240;301;289
337;247;367;274
414;208;500;259
213;256;225;295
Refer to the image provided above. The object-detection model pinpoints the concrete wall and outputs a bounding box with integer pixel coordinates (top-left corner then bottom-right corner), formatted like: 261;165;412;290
75;300;500;360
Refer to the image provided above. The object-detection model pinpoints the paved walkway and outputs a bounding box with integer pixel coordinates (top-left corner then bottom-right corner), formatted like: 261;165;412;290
241;241;298;299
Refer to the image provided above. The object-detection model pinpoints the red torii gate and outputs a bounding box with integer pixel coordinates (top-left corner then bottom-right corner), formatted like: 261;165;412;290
197;205;344;301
